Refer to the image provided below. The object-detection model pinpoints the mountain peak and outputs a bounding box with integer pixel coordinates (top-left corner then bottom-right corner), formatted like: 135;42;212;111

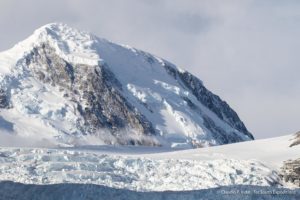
33;22;69;34
32;23;94;43
14;23;101;66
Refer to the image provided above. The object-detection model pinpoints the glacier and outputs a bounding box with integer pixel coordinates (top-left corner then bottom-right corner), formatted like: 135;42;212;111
0;133;299;199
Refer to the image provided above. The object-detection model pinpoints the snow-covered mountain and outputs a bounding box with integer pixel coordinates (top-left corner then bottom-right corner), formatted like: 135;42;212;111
0;23;253;147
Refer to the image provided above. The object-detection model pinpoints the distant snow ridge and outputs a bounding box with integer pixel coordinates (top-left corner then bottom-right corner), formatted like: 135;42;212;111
0;23;254;147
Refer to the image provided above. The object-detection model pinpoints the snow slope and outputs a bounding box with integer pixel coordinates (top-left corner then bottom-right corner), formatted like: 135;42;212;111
0;23;253;148
145;134;300;170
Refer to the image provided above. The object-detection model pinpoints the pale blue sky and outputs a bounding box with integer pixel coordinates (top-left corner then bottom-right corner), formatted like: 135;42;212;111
0;0;299;138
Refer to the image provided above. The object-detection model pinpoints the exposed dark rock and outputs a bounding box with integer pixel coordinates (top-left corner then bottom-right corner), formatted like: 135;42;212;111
165;64;254;140
202;116;243;144
24;43;156;145
290;132;300;147
164;64;178;80
182;96;197;110
0;89;9;109
182;96;244;145
280;158;300;187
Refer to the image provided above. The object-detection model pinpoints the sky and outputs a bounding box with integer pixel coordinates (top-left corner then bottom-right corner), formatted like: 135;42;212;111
0;0;299;139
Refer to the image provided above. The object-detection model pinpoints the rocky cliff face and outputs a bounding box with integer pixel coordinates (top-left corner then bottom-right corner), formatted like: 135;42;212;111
24;43;156;145
164;64;253;141
290;132;300;147
0;23;254;147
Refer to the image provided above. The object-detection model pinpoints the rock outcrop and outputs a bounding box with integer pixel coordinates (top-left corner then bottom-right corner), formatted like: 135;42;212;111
0;89;9;109
290;132;300;147
281;158;300;187
25;43;156;145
